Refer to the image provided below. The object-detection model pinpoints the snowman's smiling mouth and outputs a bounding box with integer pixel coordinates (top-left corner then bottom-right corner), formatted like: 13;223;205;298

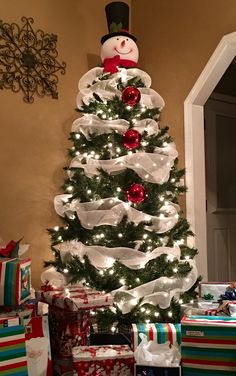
114;47;132;55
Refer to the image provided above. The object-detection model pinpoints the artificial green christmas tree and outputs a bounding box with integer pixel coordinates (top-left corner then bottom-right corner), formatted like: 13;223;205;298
44;1;199;330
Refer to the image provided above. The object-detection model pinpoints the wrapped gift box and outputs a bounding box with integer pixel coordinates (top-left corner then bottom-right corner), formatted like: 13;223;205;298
132;323;181;351
0;317;28;376
0;258;31;306
24;315;53;376
73;344;134;375
37;285;113;310
37;285;114;374
199;282;229;302
135;364;181;376
181;315;236;375
48;305;90;358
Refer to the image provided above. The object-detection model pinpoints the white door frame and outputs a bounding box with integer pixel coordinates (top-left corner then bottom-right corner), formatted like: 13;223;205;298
184;32;236;280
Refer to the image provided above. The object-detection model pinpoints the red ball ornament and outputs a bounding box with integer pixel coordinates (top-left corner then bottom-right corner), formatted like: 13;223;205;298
123;129;141;149
126;184;146;204
121;86;141;106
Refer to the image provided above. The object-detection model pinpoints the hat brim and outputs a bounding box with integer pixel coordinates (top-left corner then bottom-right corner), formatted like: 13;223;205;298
101;31;137;44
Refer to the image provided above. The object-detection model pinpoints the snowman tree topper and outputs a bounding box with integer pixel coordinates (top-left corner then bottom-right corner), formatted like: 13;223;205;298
101;1;139;74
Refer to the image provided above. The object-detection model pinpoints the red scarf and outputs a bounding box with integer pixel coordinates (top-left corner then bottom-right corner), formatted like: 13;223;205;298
103;55;137;73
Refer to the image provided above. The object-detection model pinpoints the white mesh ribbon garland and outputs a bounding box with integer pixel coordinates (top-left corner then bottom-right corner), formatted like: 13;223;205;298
76;66;164;110
70;147;178;184
78;67;152;92
113;260;198;313
41;266;66;287
54;194;75;218
54;196;179;233
71;116;159;139
72;115;129;139
76;85;164;111
57;240;181;270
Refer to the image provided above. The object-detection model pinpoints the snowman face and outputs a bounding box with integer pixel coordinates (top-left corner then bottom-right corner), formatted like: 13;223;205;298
101;35;139;63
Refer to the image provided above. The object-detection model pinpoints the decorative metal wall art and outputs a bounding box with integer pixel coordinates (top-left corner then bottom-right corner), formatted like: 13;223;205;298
0;17;66;103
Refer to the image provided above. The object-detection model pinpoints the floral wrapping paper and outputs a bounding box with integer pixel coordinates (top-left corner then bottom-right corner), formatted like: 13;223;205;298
73;344;134;375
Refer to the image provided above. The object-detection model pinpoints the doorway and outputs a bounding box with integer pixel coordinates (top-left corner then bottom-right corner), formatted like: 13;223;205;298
205;88;236;281
184;32;236;281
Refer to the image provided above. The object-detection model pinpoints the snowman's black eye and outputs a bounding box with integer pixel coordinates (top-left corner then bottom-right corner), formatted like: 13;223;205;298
126;38;129;41
117;38;119;40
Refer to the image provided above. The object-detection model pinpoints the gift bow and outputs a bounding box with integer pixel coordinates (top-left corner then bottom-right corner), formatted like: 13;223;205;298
103;55;137;73
0;240;16;257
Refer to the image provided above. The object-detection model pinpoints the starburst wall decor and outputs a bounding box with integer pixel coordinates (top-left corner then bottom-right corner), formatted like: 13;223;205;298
0;17;66;103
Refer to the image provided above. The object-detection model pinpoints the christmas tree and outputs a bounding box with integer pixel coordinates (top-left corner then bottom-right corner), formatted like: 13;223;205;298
44;1;199;329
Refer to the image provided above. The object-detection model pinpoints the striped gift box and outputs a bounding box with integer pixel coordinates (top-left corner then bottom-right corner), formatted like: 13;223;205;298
0;258;31;306
0;317;28;376
181;315;236;375
132;323;181;350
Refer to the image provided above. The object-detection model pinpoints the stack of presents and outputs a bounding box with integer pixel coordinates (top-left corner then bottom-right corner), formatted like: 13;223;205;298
1;246;236;375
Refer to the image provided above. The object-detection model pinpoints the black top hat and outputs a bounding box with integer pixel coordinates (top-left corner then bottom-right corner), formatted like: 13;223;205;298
101;1;137;44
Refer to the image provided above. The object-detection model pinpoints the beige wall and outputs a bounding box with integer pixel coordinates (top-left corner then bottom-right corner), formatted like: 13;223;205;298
1;0;236;288
132;0;236;168
0;0;129;288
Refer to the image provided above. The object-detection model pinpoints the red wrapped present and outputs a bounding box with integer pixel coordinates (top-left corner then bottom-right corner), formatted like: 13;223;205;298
0;258;31;306
37;285;113;310
48;305;90;359
73;344;134;375
24;315;53;376
36;285;114;374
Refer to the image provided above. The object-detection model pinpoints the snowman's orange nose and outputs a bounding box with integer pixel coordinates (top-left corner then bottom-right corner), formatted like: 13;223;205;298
121;40;126;47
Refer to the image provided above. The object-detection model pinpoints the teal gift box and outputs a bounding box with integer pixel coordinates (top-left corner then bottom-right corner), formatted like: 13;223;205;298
0;258;31;306
0;316;28;375
181;315;236;376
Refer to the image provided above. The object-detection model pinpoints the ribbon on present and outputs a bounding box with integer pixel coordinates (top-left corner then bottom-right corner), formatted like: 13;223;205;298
0;238;29;259
0;240;22;258
73;344;133;360
41;284;58;292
